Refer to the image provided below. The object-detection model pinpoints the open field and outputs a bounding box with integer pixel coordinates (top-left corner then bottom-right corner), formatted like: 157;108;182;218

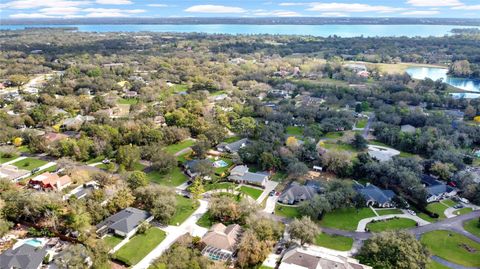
366;218;417;232
117;98;138;105
275;204;301;219
286;126;303;136
320;207;376;231
0;153;18;164
421;230;480;268
347;61;445;75
147;166;187;187
169;196;199;225
463;219;480;238
113;228;166;266
11;157;48;170
314;233;353;251
164;139;195;155
103;235;123;250
375;208;403;216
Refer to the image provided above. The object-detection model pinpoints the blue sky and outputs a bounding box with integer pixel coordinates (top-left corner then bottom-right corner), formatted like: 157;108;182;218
1;0;480;19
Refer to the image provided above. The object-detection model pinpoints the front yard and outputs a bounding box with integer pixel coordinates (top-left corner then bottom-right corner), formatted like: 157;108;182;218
169;196;199;226
147;167;188;187
11;157;48;170
239;185;263;200
463;219;480;238
103;235;123;250
113;227;166;266
0;153;18;164
320;207;376;231
453;207;472;216
314;233;353;251
275;204;301;218
196;211;214;228
421;230;480;268
375;208;403;216
164;139;195;155
366;218;417;232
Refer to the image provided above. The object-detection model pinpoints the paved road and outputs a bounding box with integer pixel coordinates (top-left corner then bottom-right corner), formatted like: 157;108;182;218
362;114;374;138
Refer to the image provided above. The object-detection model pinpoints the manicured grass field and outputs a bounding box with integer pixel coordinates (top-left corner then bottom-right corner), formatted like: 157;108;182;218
117;98;138;105
427;261;450;269
0;153;18;164
133;162;146;171
314;233;353;251
425;202;448;219
164;139;195;155
169;196;199;226
204;182;237;192
453;207;473;216
375;208;403;216
463;219;480;238
211;90;226;96
421;230;480;268
113;228;166;266
441;199;456;207
323;132;343;139
103;235;123;250
239;185;263;200
275;204;301;218
196;211;214;228
356;119;368;128
147;167;188;187
366;218;417;232
286;126;303;136
11;157;48;170
223;136;240;143
320;207;376;231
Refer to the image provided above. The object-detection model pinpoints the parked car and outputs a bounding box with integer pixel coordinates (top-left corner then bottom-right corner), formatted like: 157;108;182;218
31;167;40;174
275;247;283;254
102;159;110;164
269;190;275;196
407;209;416;216
453;204;464;209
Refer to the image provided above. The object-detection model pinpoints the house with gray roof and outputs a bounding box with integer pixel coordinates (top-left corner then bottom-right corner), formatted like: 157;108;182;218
421;174;457;203
0;243;47;269
355;182;396;208
279;247;371;269
278;182;319;205
400;124;416;134
217;138;249;153
96;207;153;238
228;165;269;187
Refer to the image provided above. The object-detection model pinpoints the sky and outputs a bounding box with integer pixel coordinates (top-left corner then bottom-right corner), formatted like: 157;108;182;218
1;0;480;20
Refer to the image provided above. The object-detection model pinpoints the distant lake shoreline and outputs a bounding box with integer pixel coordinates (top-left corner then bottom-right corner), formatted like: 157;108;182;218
0;24;474;37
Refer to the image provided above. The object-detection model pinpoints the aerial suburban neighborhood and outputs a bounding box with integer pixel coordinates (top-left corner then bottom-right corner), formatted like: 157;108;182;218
1;13;480;269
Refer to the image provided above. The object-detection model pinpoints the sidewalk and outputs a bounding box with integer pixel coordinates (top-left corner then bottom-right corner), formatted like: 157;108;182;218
2;156;27;165
356;213;430;232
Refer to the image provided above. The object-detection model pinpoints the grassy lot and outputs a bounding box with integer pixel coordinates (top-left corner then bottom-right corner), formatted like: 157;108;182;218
375;208;403;216
117;98;138;105
320;207;376;231
147;167;188;187
169;196;199;226
170;84;188;93
463;219;480;238
314;233;353;251
113;228;166;266
427;261;450;269
426;202;448;219
164;139;195;155
275;204;301;219
11;157;48;170
323;132;344;139
356;118;368;128
85;155;105;164
271;171;287;182
453;207;473;216
103;235;123;250
211;90;226;96
441;199;456;207
223;136;240;143
196;211;214;228
0;153;18;164
258;266;274;269
421;230;480;268
204;182;237;192
286;126;303;136
366;218;417;232
239;186;263;200
133;162;146;171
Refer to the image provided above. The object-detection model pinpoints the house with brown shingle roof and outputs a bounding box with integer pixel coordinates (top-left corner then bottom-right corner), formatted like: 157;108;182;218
280;247;372;269
29;172;72;191
201;223;242;261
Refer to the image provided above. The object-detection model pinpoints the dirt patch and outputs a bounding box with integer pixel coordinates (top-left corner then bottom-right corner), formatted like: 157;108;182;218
459;243;477;253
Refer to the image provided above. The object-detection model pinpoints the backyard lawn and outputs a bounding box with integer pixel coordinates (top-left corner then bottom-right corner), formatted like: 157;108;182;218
204;182;237;192
196;211;214;228
441;199;456;207
147;167;188;187
222;136;240;143
463;219;480;238
356;118;368;128
286;126;303;136
320;207;376;231
103;235;123;250
453;207;472;216
375;208;403;216
164;139;195;155
322;132;344;139
113;228;166;266
366;218;417;232
421;230;480;268
239;185;263;200
275;204;301;219
314;233;353;251
117;98;138;105
425;202;448;219
11;157;48;170
169;196;199;226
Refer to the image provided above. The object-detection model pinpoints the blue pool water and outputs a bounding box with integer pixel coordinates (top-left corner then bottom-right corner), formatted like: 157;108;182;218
25;239;43;248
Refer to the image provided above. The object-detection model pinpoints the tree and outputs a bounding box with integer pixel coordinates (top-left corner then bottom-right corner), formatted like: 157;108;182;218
150;150;177;174
288;216;320;246
449;60;472;77
286;161;309;178
259;152;281;170
191;159;215;178
351;133;368;150
236;230;270;268
232;117;256;137
189;178;205;200
8;74;29;87
126;171;149;190
117;144;140;170
430;161;454;181
54;244;92;269
286;136;300;151
209;195;240;222
299;195;331;220
321;151;352;177
192;136;211;159
357;231;429;269
107;188;135;213
134;185;177;224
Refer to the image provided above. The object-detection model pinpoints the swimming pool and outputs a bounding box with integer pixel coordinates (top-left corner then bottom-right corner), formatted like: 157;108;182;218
25;239;43;248
213;160;228;168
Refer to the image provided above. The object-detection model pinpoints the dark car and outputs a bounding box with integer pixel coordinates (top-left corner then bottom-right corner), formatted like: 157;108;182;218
269;190;275;196
31;168;41;174
275;247;283;254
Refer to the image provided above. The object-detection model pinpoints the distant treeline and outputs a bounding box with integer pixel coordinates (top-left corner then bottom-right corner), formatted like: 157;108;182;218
451;28;480;34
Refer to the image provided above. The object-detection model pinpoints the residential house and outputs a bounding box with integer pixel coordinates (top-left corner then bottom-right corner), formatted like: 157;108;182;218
367;145;400;162
0;243;48;269
43;132;69;144
344;63;367;73
400;124;416;134
64;181;99;200
201;223;242;262
0;164;30;182
96;207;153;238
278;182;320;205
228;165;269;187
279;247;372;269
421;174;457;203
354;182;396;208
29;172;72;191
61;115;94;131
216;138;249;154
296;95;325;108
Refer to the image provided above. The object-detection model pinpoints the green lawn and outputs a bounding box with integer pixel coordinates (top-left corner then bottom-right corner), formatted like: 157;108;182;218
211;90;226;96
427;261;450;269
169;196;199;226
117;98;138;105
113;228;166;266
164;139;195;155
171;84;188;93
271;171;287;182
258;266;274;269
223;136;240;143
453;207;473;216
275;204;301;218
463;219;480;238
11;157;48;171
425;202;448;219
356;119;368;128
85;155;105;164
147;166;188;187
210;158;233;176
133;162;146;171
323;132;344;139
375;208;403;216
286;126;303;136
314;233;353;251
366;218;417;232
441;199;456;207
421;230;480;268
239;185;263;200
320;207;376;231
204;182;237;192
0;153;18;164
196;211;214;228
103;235;123;250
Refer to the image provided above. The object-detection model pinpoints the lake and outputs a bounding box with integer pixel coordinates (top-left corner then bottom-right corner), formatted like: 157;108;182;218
406;67;480;98
0;24;474;37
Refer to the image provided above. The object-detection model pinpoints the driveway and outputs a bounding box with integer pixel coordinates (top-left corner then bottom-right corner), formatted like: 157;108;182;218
256;180;279;203
263;195;279;214
356;212;430;232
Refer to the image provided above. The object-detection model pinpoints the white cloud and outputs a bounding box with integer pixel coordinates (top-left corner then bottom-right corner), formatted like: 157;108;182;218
2;0;90;9
9;12;55;18
83;7;144;13
279;2;307;6
320;12;349;17
147;4;169;7
252;10;301;17
39;6;81;15
307;3;405;13
95;0;132;4
406;0;463;7
184;5;246;14
452;4;480;10
401;10;440;15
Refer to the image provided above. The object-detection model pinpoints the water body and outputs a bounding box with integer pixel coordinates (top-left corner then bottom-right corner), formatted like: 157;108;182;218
406;67;480;98
0;24;474;37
